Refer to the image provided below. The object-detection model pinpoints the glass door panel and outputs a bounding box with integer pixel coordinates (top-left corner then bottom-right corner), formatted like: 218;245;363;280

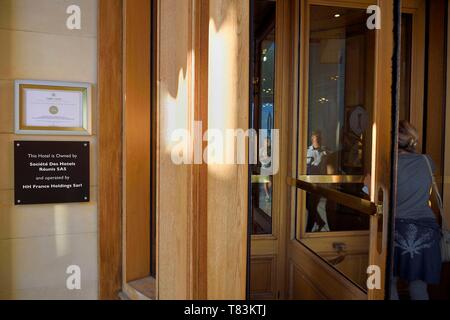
251;33;276;234
293;3;380;291
249;0;282;301
251;0;276;236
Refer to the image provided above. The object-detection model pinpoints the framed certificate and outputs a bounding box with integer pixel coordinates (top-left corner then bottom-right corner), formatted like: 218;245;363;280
15;80;92;135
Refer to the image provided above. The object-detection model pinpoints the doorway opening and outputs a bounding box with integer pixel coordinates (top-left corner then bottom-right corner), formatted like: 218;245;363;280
248;0;397;301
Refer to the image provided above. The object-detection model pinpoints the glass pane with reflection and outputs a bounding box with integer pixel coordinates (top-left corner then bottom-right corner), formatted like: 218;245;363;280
303;193;370;290
251;0;276;235
304;5;375;234
295;4;377;290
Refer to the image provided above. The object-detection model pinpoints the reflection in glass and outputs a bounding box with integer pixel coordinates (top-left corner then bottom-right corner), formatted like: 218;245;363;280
304;5;374;234
295;5;378;291
304;192;370;288
251;0;276;235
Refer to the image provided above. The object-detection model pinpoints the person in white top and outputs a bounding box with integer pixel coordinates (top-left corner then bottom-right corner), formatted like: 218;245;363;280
306;131;330;232
307;131;329;174
259;137;273;202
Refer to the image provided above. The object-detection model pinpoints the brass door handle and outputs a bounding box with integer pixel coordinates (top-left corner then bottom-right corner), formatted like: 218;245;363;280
327;242;347;266
287;177;378;216
327;254;346;266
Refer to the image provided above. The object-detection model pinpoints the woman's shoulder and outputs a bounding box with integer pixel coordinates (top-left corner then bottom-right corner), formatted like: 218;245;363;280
400;153;436;172
423;154;437;172
419;153;436;168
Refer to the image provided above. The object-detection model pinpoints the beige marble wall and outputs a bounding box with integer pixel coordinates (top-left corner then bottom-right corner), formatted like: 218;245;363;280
0;0;98;299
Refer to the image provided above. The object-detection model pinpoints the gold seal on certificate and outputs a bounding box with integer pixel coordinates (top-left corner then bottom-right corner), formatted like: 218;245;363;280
15;80;92;136
49;106;59;115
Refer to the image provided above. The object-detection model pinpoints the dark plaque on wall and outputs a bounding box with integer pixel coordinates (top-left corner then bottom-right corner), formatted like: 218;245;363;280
14;141;90;205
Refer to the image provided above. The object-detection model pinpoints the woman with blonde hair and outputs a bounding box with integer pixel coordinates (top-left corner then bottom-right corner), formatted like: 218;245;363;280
390;120;442;300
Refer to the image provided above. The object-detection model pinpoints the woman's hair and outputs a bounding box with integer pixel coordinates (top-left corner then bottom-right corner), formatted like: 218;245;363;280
398;120;419;153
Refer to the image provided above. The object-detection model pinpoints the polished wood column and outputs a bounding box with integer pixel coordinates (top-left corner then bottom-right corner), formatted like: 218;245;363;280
207;0;250;300
123;0;152;284
98;0;123;300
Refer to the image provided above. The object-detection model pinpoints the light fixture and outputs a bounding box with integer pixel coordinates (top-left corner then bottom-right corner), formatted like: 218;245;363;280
334;13;341;18
318;97;329;104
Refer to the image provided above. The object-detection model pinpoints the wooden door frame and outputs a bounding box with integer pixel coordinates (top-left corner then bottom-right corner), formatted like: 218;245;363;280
121;0;153;300
249;0;293;300
98;0;153;300
98;0;123;300
286;0;395;300
288;0;376;300
98;0;211;301
98;0;250;300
